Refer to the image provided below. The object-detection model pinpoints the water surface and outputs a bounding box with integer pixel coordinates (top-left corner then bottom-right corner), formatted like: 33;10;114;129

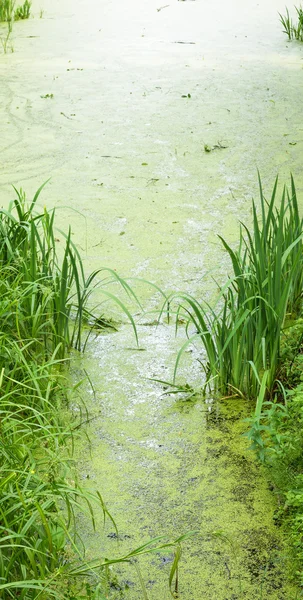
1;1;303;597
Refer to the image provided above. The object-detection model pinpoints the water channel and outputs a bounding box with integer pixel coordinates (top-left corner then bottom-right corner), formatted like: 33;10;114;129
1;0;303;597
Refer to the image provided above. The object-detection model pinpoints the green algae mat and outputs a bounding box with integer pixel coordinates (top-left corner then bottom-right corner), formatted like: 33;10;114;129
75;325;299;599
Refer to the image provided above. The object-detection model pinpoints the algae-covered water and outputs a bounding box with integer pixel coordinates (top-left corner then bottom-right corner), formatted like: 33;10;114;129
75;324;299;599
1;0;303;597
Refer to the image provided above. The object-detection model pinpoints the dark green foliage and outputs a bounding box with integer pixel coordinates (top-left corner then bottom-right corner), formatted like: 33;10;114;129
279;319;303;388
246;385;303;584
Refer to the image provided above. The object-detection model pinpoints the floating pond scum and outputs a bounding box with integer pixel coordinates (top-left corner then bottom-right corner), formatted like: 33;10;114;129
74;322;300;599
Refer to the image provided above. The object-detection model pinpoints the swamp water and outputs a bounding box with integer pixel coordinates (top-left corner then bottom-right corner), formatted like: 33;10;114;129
0;0;303;597
75;324;299;599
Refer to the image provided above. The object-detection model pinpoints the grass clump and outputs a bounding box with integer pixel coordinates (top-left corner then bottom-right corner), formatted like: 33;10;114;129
0;0;31;21
279;5;303;41
0;355;110;598
163;175;303;586
0;184;130;597
165;175;303;399
14;0;31;20
0;183;138;360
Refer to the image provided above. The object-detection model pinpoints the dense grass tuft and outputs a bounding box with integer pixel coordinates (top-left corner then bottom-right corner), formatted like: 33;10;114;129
279;5;303;42
165;175;303;399
0;185;128;597
0;184;138;360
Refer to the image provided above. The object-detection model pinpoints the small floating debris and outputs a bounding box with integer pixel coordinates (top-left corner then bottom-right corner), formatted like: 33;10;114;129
146;178;159;186
156;4;169;11
204;141;228;152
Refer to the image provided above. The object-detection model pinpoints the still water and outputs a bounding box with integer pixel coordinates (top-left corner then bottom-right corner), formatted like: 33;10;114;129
1;0;303;597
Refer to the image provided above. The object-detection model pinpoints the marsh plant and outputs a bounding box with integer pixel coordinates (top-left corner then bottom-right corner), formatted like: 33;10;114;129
0;183;138;359
0;184;118;596
0;355;110;598
244;373;303;582
165;175;303;399
279;5;303;41
14;0;31;20
0;0;14;22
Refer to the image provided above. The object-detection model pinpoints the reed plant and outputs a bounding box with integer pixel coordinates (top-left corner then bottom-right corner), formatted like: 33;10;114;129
279;7;293;39
0;184;138;360
0;0;14;22
293;5;303;40
279;5;303;41
166;175;303;399
0;346;109;598
14;0;31;20
0;185;117;597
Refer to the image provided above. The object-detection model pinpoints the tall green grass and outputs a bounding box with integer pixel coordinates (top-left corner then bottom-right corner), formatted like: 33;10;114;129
0;0;14;52
0;185;120;597
0;184;138;360
0;354;109;598
0;0;14;22
166;175;303;399
279;5;303;42
14;0;31;20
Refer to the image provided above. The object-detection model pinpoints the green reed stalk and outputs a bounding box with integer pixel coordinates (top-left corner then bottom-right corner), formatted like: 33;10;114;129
279;5;303;41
